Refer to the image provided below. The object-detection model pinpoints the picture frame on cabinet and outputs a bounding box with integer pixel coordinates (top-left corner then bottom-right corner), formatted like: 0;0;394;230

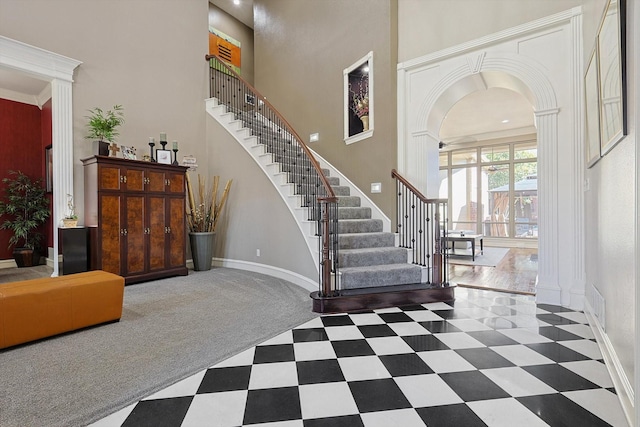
121;145;137;160
156;149;172;164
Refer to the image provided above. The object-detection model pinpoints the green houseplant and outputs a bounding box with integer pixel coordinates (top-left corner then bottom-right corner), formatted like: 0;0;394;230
0;170;50;267
85;104;125;156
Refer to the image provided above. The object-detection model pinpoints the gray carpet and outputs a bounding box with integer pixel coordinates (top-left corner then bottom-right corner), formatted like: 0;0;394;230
0;268;317;427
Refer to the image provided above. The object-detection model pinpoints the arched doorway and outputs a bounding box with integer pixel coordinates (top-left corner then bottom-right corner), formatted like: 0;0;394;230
397;8;585;308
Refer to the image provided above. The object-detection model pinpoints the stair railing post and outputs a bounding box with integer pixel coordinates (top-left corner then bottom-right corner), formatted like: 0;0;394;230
320;198;332;296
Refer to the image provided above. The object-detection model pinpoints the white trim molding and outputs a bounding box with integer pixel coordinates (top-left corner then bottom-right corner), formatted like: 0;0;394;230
584;300;634;426
397;9;584;308
0;36;82;278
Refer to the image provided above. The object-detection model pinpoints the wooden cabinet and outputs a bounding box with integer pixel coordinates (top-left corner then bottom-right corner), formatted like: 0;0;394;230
83;155;188;284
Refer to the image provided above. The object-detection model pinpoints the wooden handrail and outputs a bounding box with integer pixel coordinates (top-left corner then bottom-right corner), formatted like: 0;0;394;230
391;169;447;205
206;54;337;203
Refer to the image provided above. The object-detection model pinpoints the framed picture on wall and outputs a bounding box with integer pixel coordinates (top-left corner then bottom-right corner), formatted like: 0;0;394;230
597;0;627;156
343;51;374;145
45;145;53;193
584;48;600;168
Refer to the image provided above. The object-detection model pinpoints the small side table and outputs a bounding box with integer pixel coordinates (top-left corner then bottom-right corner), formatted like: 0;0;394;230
59;226;89;275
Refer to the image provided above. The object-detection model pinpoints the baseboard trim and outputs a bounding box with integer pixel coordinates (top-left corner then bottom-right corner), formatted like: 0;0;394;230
187;257;318;292
0;259;17;269
584;299;635;426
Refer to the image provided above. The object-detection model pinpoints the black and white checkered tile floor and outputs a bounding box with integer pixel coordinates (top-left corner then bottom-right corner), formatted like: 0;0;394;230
92;287;628;427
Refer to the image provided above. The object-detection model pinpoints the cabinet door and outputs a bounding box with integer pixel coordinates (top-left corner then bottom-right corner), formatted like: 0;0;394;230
99;194;121;274
166;172;185;194
124;195;146;276
168;197;186;268
148;196;167;272
147;170;166;193
99;165;122;191
125;168;145;192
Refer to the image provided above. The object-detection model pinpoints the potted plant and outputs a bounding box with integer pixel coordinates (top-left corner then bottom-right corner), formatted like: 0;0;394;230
85;104;125;156
0;170;50;267
62;194;78;227
185;173;232;271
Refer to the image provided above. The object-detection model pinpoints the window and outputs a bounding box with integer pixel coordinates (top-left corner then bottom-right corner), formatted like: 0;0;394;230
439;141;538;239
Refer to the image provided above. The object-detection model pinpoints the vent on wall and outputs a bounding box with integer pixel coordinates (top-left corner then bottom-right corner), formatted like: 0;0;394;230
587;284;606;331
218;44;233;63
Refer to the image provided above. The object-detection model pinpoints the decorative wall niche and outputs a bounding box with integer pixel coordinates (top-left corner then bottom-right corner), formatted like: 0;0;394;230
344;51;373;144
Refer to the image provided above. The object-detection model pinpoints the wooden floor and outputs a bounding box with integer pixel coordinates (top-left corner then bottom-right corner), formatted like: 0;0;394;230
447;248;538;295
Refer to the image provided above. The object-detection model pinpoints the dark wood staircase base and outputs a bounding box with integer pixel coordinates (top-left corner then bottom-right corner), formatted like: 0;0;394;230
311;283;455;314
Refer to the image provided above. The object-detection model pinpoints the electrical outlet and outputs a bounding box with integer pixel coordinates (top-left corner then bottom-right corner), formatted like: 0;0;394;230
256;249;260;257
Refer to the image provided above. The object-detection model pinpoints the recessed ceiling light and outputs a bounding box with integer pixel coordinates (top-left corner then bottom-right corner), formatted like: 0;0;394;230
501;119;509;124
233;0;240;5
363;66;370;73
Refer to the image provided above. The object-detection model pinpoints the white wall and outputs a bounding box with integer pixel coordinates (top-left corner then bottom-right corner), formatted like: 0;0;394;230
583;0;637;420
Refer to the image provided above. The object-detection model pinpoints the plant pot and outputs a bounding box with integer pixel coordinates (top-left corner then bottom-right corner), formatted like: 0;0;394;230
95;140;109;156
13;247;35;268
62;218;78;228
189;232;215;271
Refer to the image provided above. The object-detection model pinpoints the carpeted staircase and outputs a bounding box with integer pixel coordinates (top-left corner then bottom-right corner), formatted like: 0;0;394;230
207;100;424;291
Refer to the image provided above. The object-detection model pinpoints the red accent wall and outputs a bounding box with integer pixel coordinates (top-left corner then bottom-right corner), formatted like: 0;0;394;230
41;99;53;250
0;98;46;260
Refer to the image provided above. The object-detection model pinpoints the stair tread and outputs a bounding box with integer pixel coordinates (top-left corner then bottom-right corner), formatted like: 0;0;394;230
340;263;421;272
340;247;405;254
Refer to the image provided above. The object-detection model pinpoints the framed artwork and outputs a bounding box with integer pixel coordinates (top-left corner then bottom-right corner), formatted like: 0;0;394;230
121;145;137;160
344;51;374;145
598;0;627;156
45;145;53;193
584;48;601;168
156;149;172;165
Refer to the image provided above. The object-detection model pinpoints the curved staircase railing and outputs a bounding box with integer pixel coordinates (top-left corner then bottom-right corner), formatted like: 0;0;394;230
391;169;448;285
206;54;339;296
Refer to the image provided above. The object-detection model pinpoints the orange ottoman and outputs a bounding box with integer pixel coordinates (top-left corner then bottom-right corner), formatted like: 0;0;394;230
0;270;124;350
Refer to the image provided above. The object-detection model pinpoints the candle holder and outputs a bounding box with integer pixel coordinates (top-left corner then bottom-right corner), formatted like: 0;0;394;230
172;148;179;166
148;141;156;162
160;140;167;150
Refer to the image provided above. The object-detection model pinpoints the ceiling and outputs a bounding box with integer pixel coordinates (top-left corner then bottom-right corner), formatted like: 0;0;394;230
439;87;536;147
2;4;535;145
210;0;254;28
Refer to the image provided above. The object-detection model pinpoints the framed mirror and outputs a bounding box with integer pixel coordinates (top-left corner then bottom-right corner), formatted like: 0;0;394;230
597;0;627;155
344;51;373;144
584;48;600;168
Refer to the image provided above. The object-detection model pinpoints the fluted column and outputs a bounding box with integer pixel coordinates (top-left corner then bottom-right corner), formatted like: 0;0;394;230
409;130;440;198
535;108;561;302
50;79;74;277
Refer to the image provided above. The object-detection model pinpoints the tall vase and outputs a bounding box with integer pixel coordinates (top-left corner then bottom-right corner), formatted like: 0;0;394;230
360;115;369;131
189;232;215;271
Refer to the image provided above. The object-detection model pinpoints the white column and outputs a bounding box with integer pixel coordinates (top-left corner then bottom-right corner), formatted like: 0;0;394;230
409;130;440;198
535;108;561;304
50;79;75;277
569;12;585;308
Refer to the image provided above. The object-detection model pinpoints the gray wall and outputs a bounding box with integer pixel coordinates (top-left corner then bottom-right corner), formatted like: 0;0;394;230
253;0;399;221
209;3;255;85
0;0;210;225
398;0;600;63
206;114;318;281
